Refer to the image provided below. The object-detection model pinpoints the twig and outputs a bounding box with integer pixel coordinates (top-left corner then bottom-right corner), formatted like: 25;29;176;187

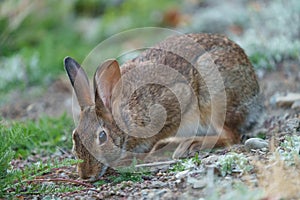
26;178;94;188
135;160;179;168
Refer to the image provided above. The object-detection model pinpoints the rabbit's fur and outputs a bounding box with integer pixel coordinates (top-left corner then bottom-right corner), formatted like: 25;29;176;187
64;33;262;180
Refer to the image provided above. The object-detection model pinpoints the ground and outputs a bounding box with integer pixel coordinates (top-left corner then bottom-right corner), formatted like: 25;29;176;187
1;59;300;199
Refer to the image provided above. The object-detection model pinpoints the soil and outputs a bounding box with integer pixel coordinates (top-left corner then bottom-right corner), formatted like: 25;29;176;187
1;60;300;199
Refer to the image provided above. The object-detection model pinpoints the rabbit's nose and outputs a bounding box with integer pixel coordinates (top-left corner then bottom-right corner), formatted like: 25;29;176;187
78;170;93;180
77;165;97;180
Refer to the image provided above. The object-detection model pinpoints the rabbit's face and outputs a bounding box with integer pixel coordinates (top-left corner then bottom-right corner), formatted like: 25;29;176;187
72;107;123;180
64;57;123;180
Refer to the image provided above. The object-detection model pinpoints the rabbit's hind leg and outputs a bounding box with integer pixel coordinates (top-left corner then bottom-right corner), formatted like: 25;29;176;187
149;127;239;159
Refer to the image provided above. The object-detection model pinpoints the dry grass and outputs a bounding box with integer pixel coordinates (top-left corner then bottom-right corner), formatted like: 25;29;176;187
256;153;300;199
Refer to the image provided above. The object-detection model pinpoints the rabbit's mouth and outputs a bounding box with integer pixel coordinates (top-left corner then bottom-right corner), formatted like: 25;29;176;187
83;165;109;182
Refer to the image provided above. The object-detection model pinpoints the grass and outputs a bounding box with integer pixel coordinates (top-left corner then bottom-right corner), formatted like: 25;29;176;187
1;114;73;158
4;158;82;197
237;0;300;69
0;1;181;196
0;0;180;99
257;153;300;199
0;0;182;113
185;0;300;69
217;152;253;177
0;114;78;197
276;135;300;165
109;158;151;184
169;153;201;172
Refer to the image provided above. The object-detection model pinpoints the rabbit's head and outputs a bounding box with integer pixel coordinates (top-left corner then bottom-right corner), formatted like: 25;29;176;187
64;57;124;180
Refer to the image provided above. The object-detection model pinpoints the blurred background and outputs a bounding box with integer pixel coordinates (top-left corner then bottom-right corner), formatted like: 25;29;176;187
0;0;299;117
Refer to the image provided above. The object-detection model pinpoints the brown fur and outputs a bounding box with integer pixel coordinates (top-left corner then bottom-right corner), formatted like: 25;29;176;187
64;33;262;180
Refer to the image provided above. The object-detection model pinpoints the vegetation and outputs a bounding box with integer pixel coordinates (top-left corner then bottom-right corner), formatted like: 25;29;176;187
0;0;180;197
0;114;77;197
217;152;252;177
169;153;201;172
0;0;180;99
109;158;151;183
277;135;300;165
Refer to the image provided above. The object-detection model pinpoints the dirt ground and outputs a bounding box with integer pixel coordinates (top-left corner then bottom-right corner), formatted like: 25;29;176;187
1;60;300;199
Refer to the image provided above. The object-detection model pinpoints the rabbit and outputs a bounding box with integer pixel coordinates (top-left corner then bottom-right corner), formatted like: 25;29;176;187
64;33;262;180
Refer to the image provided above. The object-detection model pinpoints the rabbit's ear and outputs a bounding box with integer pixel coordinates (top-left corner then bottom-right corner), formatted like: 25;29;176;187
94;59;121;119
64;57;93;109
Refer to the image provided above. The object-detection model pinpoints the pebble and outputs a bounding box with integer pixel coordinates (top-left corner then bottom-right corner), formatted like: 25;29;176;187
187;176;207;189
175;169;189;179
201;155;219;165
275;92;300;108
245;138;269;150
292;100;300;109
146;189;169;199
151;181;167;188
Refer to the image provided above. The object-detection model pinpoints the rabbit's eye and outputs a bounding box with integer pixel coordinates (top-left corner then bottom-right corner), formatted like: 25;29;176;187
99;130;107;144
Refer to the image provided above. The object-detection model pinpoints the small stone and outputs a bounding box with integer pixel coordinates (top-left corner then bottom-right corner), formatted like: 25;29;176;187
187;176;206;189
193;180;207;189
157;172;163;176
152;181;167;188
292;100;300;109
156;189;168;197
275;93;300;108
175;170;189;179
201;155;219;165
261;147;268;152
169;175;176;181
175;179;181;184
245;138;269;150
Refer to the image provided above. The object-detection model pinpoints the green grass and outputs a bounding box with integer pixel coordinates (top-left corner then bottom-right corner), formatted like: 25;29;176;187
109;158;151;184
100;0;181;38
0;0;182;110
0;114;77;197
2;114;74;158
3;158;82;198
0;0;180;98
169;153;201;172
276;135;300;165
217;152;252;177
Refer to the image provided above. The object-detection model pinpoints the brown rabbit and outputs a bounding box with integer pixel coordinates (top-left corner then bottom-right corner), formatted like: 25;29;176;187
64;33;262;180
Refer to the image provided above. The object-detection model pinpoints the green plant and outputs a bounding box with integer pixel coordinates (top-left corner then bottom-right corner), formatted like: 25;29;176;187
276;135;300;165
217;153;252;176
0;114;76;197
2;158;82;198
186;0;300;69
170;153;201;172
0;0;181;97
256;131;267;140
99;0;181;38
0;0;93;94
110;158;150;183
5;114;74;158
239;0;300;69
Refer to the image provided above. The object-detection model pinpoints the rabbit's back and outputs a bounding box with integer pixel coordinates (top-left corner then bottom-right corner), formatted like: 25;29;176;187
117;33;261;148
